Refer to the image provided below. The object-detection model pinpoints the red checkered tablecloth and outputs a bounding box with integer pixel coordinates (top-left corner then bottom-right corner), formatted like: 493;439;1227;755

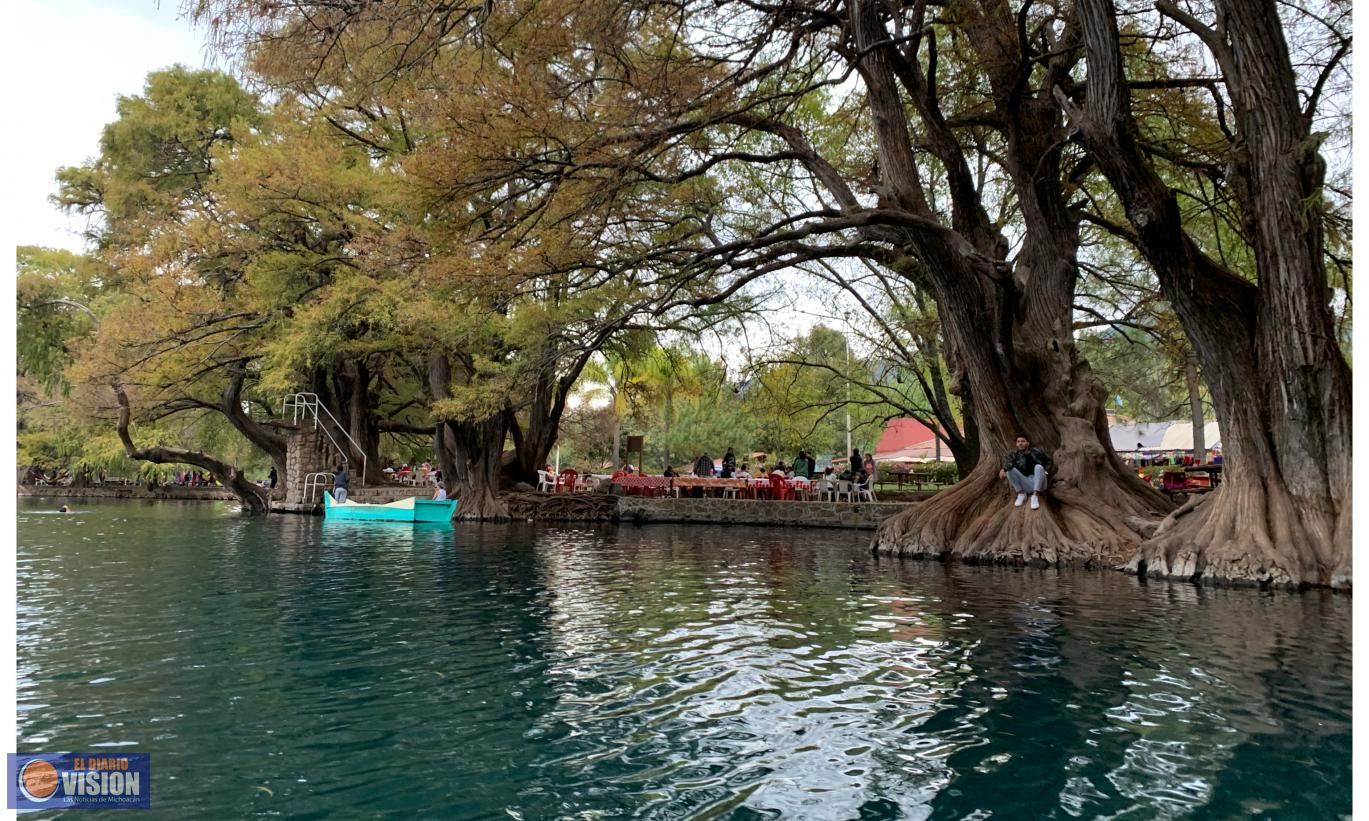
614;475;673;490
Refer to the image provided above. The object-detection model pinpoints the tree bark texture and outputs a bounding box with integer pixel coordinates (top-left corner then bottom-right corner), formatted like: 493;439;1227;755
306;360;385;485
837;0;1170;566
429;353;511;520
221;370;288;485
113;385;269;514
1067;0;1350;587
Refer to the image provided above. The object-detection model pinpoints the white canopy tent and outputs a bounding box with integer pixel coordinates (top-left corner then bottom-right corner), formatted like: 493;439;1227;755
1109;421;1221;453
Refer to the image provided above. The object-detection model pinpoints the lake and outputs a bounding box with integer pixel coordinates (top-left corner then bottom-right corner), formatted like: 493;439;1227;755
16;498;1351;818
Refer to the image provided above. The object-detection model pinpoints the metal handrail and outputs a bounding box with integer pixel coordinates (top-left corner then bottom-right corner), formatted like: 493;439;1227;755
283;392;366;487
303;471;333;503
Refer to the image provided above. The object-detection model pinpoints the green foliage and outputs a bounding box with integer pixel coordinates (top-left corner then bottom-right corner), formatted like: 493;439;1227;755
16;246;108;392
740;326;889;460
54;66;262;247
566;332;895;473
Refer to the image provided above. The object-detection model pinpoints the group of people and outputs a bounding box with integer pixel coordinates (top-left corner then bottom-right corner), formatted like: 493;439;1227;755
652;447;878;485
27;467;71;486
333;463;448;501
175;470;217;487
383;461;436;482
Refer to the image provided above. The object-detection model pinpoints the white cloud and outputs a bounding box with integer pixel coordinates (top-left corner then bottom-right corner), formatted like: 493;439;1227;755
9;0;214;252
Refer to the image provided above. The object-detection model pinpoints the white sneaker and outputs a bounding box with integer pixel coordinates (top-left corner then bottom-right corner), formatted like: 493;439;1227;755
1015;493;1026;507
1030;494;1040;510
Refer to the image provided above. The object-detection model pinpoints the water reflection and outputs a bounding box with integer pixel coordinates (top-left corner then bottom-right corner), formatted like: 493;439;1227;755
16;501;1352;819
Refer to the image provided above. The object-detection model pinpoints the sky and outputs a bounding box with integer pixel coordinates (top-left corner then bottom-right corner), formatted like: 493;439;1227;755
1;0;838;361
11;0;213;253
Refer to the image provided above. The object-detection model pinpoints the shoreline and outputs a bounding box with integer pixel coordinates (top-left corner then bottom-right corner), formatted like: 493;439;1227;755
18;485;240;502
19;486;929;531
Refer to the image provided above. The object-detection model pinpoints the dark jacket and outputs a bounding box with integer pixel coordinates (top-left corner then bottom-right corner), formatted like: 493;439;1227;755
720;452;736;478
333;469;350;490
1004;447;1053;477
693;455;714;477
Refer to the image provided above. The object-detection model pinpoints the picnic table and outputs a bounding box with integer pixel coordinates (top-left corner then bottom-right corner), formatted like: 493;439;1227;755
883;469;936;490
1161;464;1223;498
1184;463;1223;487
661;476;818;500
604;473;881;503
614;475;673;496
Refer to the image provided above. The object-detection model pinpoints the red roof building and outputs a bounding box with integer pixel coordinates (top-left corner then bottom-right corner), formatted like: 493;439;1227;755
873;418;951;462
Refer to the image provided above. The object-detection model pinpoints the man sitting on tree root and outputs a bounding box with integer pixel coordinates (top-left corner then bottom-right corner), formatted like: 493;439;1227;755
999;434;1053;510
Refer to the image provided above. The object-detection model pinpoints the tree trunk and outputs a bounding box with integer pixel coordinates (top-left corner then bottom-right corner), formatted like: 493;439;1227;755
432;418;458;499
610;409;621;471
444;416;511;520
113;385;268;514
918;294;979;478
1184;355;1206;461
874;247;1171;567
504;348;595;488
428;353;510;520
844;0;1169;566
1068;0;1351;587
221;370;288;483
310;361;385;486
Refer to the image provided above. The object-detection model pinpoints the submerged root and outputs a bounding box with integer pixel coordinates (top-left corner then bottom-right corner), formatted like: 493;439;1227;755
455;487;511;521
1128;480;1348;589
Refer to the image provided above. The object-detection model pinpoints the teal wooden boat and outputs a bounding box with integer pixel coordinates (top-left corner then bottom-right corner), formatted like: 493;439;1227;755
323;493;459;523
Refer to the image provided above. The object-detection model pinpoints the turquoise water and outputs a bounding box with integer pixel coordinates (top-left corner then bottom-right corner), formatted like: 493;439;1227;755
17;498;1352;819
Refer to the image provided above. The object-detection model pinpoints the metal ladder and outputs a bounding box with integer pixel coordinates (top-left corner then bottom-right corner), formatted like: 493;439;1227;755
282;393;367;498
302;472;334;504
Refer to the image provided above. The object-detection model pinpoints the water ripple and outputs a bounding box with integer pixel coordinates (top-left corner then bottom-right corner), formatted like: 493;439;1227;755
15;501;1352;819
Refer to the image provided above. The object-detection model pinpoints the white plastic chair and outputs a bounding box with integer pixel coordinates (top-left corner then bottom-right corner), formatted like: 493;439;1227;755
835;480;854;502
537;470;555;492
856;476;877;502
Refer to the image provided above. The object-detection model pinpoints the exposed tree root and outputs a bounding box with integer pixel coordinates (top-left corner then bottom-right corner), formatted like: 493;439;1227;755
502;492;618;522
455;484;510;521
874;459;1166;568
1128;478;1350;590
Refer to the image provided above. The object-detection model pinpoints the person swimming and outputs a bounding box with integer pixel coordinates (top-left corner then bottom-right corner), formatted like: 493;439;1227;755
58;505;70;513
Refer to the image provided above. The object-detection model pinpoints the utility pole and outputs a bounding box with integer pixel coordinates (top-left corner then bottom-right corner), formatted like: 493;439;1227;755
844;315;853;458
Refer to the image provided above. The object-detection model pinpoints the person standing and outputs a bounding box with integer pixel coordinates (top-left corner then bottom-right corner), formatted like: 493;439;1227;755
721;447;737;478
694;453;714;477
999;434;1053;510
333;464;350;502
267;465;278;490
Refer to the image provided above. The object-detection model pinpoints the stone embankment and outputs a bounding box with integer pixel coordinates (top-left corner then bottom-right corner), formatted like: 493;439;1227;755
21;484;916;530
616;496;907;530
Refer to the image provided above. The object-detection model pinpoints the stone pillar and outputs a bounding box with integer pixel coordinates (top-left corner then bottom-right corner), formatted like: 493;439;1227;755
284;426;338;506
